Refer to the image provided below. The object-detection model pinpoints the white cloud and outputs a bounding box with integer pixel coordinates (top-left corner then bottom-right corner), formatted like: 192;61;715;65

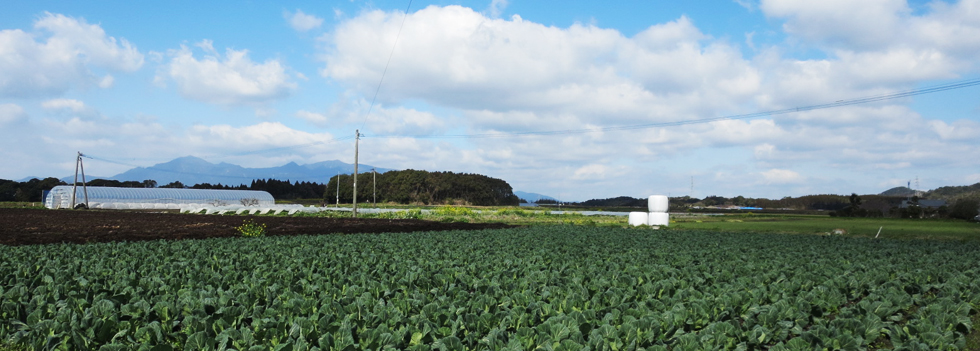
871;162;911;170
488;0;509;18
761;0;909;50
320;7;757;126
41;99;88;113
753;143;776;158
734;0;755;11
296;95;446;134
158;41;296;105
929;119;980;140
358;105;446;135
296;110;330;127
285;9;324;32
760;168;804;184
322;6;625;109
571;164;611;180
760;0;980;73
0;12;143;97
255;108;277;118
98;75;115;89
6;3;980;200
0;103;26;125
966;173;980;184
186;122;331;151
310;3;980;198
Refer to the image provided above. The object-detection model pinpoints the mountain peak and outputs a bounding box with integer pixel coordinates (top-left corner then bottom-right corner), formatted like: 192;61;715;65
161;156;214;168
879;186;915;197
102;156;391;186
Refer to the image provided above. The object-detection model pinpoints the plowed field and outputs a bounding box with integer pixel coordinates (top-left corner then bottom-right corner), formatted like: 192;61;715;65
0;208;515;246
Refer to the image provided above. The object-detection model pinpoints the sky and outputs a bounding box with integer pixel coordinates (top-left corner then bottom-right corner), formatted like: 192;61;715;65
1;0;979;201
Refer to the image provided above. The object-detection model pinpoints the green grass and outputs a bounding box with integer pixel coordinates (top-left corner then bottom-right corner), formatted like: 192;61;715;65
8;202;978;240
0;202;43;209
969;312;980;351
667;213;980;240
360;207;627;226
292;205;980;240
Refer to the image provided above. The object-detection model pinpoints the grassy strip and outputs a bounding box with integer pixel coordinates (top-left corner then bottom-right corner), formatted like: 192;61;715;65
0;202;43;209
667;214;980;240
967;311;980;351
15;203;978;240
298;206;629;226
308;207;980;240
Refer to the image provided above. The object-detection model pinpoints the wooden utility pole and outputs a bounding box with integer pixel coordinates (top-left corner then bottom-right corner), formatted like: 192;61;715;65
353;130;360;217
372;168;376;206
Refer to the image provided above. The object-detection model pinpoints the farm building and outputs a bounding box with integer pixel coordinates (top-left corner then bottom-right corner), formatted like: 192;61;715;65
899;199;947;209
44;186;275;210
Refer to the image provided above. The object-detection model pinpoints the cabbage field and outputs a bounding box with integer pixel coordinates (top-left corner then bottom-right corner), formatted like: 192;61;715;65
2;227;979;350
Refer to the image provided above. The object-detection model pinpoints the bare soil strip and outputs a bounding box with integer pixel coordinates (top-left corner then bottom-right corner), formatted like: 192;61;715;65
0;208;515;246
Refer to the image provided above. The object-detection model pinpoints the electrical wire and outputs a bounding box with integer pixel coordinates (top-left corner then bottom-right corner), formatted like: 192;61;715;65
368;77;980;140
79;77;979;175
82;134;356;179
360;0;413;131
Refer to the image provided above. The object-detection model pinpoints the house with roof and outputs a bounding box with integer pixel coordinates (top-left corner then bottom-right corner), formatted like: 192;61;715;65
899;199;946;209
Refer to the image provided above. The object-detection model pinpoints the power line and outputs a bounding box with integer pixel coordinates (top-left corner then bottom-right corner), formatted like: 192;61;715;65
82;154;258;182
78;77;979;177
368;77;980;140
82;135;356;181
360;0;413;131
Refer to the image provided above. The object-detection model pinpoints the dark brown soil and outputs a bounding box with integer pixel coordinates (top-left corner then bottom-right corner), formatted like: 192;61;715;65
0;208;517;246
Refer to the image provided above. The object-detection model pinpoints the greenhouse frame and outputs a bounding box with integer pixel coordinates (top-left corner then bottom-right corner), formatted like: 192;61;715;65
44;186;275;210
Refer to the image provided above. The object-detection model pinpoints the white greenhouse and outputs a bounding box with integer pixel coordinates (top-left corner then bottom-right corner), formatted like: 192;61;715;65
44;186;275;210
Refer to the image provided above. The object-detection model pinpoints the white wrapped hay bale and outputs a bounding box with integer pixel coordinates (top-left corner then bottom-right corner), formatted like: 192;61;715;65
648;212;670;226
628;212;649;226
648;195;669;213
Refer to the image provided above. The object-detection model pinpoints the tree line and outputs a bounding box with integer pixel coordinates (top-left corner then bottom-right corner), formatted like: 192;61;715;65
324;169;520;206
0;177;326;202
4;175;975;218
2;169;521;207
182;179;326;200
573;194;861;211
574;193;979;220
0;178;66;202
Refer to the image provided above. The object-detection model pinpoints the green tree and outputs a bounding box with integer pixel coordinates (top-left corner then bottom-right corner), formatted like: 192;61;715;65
835;193;869;217
160;181;186;188
948;198;979;220
901;196;923;219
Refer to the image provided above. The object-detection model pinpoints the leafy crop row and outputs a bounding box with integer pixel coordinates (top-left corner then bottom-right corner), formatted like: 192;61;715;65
1;228;978;350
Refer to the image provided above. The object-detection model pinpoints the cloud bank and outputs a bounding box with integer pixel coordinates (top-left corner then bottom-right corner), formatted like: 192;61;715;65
0;13;143;97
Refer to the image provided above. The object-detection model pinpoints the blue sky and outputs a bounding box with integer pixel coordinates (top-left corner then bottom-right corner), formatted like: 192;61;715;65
1;0;979;201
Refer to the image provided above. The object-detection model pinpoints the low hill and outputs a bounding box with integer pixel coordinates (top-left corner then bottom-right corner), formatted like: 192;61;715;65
326;169;520;206
880;186;915;197
924;182;980;202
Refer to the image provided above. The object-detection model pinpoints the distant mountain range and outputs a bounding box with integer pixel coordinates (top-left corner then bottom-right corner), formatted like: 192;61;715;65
48;156;559;200
514;191;556;203
61;156;391;186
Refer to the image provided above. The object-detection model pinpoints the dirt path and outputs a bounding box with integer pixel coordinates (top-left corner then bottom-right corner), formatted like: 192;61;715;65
0;208;516;246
